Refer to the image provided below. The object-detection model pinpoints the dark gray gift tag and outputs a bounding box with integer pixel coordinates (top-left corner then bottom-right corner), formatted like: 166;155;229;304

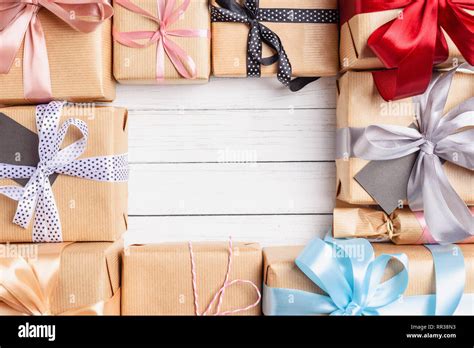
0;112;57;186
354;153;418;215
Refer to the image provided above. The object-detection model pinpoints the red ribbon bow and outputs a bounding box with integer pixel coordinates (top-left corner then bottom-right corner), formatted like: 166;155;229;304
0;0;113;102
340;0;474;101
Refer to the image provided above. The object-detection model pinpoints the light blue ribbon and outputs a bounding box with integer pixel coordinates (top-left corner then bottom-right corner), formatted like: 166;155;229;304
263;235;469;315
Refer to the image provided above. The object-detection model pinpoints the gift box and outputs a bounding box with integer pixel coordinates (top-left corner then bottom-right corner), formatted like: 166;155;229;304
113;0;211;84
0;241;122;315
0;1;115;105
0;102;128;243
263;237;474;315
211;0;339;84
338;0;474;100
333;201;474;245
122;241;262;315
335;66;474;243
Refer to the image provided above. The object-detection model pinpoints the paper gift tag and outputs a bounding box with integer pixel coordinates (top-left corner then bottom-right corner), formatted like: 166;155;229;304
0;112;58;186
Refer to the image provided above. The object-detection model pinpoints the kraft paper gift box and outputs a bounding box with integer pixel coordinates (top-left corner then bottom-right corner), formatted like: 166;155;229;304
211;0;339;80
0;2;115;105
113;0;211;84
339;6;468;71
263;242;474;315
335;70;474;207
122;242;263;315
0;241;122;315
333;201;474;245
0;103;128;242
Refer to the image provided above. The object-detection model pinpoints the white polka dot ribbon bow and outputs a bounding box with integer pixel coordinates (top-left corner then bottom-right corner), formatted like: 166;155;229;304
0;101;129;242
211;0;338;90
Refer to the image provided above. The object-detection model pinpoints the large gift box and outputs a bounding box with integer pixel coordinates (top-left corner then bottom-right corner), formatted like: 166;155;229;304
0;102;128;243
0;241;122;315
0;1;115;105
335;67;474;244
263;237;474;315
333;201;474;245
338;0;474;100
211;0;339;85
122;241;262;315
113;0;211;84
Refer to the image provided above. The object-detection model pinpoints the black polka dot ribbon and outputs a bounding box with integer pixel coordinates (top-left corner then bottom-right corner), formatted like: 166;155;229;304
211;0;339;90
0;101;129;243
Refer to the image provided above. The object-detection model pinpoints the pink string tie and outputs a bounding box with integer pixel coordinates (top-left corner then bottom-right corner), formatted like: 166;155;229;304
188;237;261;316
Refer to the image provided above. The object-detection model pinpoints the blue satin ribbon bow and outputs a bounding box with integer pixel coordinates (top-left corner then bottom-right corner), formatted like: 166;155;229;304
263;235;469;315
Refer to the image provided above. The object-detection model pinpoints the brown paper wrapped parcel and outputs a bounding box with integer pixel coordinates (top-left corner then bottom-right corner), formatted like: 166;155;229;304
333;201;474;245
113;0;211;84
263;243;474;315
122;242;262;315
0;7;115;105
0;241;122;315
0;105;128;242
336;71;474;206
211;0;339;78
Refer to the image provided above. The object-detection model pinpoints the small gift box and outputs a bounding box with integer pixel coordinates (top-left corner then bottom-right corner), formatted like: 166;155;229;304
335;65;474;244
338;0;474;100
0;102;128;243
113;0;211;84
263;236;474;315
333;201;474;245
211;0;339;89
122;240;262;315
0;1;115;105
0;241;122;315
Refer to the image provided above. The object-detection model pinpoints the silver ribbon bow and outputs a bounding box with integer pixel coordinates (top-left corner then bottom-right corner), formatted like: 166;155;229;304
0;101;128;242
346;64;474;244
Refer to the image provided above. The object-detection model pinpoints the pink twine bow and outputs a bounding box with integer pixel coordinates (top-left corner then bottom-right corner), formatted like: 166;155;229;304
0;0;113;102
113;0;210;82
188;237;261;316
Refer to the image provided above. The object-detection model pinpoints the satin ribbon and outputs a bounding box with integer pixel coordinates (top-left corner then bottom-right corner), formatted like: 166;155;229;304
113;0;210;82
336;64;474;244
211;0;338;91
0;0;113;102
0;101;129;242
339;0;474;101
188;238;261;316
0;243;120;315
263;234;470;316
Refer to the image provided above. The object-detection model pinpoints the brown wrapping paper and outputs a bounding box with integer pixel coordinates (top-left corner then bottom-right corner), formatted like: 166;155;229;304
122;242;262;315
264;243;474;302
0;241;122;315
113;0;211;84
0;12;115;105
0;105;128;242
333;201;474;245
336;70;474;206
211;0;339;77
339;9;469;71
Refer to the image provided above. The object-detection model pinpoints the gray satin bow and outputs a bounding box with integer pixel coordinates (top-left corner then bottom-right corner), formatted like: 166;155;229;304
351;64;474;244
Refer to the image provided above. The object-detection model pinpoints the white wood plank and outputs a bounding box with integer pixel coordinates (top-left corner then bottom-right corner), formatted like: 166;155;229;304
129;162;336;215
128;109;336;163
115;77;337;110
125;214;332;247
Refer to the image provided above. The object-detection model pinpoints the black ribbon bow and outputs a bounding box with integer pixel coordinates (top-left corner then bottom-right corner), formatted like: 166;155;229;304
211;0;339;91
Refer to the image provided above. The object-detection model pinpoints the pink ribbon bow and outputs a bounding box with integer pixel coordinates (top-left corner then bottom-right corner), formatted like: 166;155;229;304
113;0;210;82
0;0;113;102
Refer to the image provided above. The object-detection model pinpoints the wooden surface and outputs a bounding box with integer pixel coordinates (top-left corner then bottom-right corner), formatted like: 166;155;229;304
117;77;337;246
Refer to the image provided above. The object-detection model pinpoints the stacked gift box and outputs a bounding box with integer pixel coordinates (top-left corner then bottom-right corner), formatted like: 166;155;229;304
0;0;473;317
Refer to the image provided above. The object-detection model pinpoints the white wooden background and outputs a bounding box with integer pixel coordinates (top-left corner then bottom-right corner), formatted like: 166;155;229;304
116;77;337;246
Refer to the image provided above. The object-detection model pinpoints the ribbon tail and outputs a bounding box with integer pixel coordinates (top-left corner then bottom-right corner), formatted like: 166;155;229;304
32;179;62;243
162;37;197;80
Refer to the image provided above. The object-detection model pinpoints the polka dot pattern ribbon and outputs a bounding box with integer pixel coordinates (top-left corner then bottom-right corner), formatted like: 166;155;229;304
0;101;129;242
211;0;338;89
